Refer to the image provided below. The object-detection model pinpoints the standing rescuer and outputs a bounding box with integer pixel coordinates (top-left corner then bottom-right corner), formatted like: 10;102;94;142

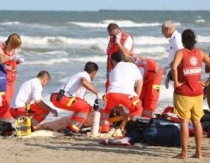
0;33;24;122
162;20;183;89
106;23;134;91
171;29;210;159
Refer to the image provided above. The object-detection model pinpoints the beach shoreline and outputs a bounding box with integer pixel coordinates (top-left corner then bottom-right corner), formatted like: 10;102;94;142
0;135;209;163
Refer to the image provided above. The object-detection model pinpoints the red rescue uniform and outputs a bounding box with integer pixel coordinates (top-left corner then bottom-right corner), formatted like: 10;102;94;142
100;93;142;132
10;104;50;126
0;43;18;121
51;93;92;132
133;56;163;118
106;31;134;92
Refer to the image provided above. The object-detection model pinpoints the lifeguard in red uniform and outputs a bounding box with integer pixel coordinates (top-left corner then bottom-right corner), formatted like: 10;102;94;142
106;23;134;91
127;56;163;118
0;33;24;122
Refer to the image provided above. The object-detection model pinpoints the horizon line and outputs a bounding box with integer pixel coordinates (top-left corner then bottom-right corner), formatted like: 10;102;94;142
0;9;210;12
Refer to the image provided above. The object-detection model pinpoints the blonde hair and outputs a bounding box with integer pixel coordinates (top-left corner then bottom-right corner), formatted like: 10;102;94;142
124;56;134;63
5;33;22;49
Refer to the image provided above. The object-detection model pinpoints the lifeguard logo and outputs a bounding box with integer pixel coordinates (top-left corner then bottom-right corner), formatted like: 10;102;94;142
189;56;198;66
183;67;201;75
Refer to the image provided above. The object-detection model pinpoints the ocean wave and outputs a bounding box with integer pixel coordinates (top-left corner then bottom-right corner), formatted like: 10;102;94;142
134;46;166;54
24;58;69;65
17;36;169;52
1;35;209;54
194;19;206;23
20;36;107;47
21;50;69;56
197;35;210;42
23;23;59;30
0;21;63;30
0;21;20;25
23;55;107;65
19;35;183;47
70;19;161;28
21;37;167;55
0;19;178;30
134;36;168;45
21;46;167;65
69;55;107;63
21;37;166;56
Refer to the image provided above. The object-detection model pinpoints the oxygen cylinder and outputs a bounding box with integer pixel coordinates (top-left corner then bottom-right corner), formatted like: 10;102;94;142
91;111;101;136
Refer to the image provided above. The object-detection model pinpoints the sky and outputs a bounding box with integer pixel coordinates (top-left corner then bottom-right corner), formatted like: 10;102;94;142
0;0;210;11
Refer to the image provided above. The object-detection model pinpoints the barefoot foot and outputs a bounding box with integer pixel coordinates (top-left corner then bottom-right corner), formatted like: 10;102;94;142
173;153;187;159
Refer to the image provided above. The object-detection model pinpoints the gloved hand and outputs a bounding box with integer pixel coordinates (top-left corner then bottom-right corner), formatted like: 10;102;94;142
51;109;58;117
164;75;170;89
10;54;25;63
97;93;103;99
98;99;106;110
17;57;25;63
93;98;106;111
164;65;171;75
93;98;100;111
10;54;22;61
115;31;122;44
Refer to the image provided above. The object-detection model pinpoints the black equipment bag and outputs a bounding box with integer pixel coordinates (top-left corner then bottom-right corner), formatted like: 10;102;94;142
0;121;14;136
144;118;181;147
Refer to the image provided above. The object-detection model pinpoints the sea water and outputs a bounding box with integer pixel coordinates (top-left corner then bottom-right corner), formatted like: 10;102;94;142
0;10;210;121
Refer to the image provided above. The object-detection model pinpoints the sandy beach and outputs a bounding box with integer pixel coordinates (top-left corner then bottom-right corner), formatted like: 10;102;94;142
0;134;210;163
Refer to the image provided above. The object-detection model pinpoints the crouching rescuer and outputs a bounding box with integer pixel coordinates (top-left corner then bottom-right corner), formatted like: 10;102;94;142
10;71;58;130
125;56;163;118
96;51;143;133
50;62;101;135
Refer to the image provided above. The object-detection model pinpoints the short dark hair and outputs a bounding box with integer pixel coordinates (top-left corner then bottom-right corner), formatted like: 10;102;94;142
84;62;98;73
107;23;119;32
37;70;51;80
182;29;197;50
111;51;125;63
